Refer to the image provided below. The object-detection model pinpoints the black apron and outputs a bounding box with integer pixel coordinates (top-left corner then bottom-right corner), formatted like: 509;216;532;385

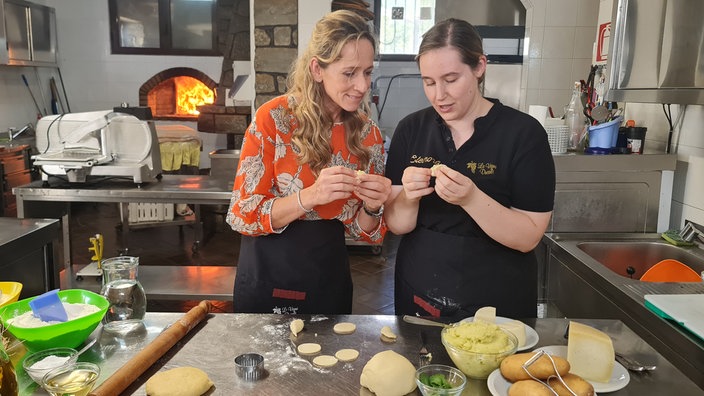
233;219;352;314
394;227;537;321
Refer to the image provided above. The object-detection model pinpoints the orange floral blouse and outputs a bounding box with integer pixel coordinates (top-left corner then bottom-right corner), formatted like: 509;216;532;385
226;95;387;244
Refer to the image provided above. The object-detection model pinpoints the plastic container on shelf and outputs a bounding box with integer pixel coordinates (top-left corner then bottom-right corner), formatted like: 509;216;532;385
587;116;622;149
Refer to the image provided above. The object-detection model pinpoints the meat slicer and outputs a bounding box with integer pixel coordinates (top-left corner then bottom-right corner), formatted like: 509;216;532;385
33;110;162;183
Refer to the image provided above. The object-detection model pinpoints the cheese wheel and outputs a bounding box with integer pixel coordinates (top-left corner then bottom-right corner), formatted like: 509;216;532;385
567;321;615;383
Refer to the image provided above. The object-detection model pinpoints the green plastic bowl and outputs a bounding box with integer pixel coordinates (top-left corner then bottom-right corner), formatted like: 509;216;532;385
0;289;108;351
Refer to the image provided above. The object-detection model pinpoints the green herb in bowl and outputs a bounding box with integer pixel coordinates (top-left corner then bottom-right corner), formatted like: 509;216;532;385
419;373;452;389
415;364;466;396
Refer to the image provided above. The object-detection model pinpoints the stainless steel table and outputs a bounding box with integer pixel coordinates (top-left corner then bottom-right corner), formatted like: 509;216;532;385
13;175;233;284
15;315;704;395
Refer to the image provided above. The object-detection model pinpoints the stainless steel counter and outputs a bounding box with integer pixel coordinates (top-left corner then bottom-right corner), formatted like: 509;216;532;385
0;217;60;298
12;175;233;283
542;232;704;390
15;314;704;395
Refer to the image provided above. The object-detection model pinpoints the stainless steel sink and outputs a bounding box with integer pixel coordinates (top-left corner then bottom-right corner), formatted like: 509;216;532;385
577;240;704;280
542;233;704;389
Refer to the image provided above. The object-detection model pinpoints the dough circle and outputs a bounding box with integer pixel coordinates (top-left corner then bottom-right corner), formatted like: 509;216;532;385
312;355;339;368
333;322;356;335
145;367;213;396
297;342;322;355
335;348;360;362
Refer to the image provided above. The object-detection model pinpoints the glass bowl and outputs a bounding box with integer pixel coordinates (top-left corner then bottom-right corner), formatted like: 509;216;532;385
441;321;518;379
22;347;79;384
415;364;467;396
41;361;100;396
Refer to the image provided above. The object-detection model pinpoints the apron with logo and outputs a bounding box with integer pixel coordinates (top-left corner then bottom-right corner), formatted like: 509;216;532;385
233;219;352;315
394;226;537;321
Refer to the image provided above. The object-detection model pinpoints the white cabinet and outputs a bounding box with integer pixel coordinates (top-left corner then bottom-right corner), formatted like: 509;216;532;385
0;0;57;66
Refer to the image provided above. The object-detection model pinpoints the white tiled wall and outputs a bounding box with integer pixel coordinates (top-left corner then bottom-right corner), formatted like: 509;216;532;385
522;0;599;117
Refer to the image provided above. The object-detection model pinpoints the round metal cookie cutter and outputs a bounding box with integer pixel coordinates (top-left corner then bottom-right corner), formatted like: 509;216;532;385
234;353;265;381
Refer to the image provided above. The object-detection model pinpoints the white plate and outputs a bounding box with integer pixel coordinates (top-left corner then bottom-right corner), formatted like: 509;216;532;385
534;345;629;393
461;316;539;351
487;367;600;396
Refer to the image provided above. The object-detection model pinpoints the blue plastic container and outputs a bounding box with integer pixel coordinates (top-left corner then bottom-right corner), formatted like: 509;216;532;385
587;116;622;149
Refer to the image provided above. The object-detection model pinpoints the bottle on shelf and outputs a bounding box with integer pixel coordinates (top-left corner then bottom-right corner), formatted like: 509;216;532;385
564;81;587;151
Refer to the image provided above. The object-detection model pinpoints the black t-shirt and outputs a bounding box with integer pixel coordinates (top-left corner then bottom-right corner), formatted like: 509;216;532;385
386;99;556;237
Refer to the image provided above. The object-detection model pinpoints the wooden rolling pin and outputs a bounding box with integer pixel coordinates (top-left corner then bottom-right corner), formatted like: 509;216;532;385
89;300;212;396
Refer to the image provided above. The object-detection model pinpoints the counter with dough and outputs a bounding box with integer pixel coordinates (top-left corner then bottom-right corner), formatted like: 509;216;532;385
11;313;704;395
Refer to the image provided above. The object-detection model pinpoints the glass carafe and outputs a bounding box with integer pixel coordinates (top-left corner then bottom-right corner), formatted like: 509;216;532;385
100;256;147;334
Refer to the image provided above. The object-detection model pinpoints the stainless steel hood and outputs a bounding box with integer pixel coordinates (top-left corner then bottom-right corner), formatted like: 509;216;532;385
605;0;704;105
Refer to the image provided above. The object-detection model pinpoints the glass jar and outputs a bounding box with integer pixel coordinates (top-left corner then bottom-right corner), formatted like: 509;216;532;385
100;256;147;334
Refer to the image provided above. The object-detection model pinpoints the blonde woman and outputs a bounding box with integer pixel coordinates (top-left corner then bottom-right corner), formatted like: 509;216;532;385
227;10;391;314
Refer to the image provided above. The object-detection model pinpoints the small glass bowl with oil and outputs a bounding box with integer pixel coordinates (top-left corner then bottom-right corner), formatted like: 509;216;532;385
41;362;100;396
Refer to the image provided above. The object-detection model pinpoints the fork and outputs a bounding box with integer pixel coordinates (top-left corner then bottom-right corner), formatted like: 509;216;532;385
419;330;431;367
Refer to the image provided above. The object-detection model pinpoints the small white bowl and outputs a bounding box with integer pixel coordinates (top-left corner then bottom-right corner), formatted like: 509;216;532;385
22;347;79;384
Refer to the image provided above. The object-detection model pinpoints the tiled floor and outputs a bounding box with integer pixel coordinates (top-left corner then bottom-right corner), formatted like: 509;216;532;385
68;202;397;315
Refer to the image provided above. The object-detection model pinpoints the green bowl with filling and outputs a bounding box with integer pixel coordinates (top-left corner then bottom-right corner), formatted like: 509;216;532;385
0;289;108;351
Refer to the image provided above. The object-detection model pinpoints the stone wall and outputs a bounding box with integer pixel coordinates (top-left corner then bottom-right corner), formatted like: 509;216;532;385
253;0;298;108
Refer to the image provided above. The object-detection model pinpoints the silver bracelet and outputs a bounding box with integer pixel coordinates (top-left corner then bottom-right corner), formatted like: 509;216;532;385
297;190;313;213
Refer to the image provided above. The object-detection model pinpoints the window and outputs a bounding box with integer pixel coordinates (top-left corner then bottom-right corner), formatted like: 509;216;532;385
373;0;525;64
108;0;218;56
374;0;436;61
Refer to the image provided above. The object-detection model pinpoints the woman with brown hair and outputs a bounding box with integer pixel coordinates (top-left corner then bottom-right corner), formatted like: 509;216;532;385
227;10;391;314
384;18;555;320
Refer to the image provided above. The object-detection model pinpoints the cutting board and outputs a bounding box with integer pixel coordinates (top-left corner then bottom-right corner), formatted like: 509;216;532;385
644;294;704;342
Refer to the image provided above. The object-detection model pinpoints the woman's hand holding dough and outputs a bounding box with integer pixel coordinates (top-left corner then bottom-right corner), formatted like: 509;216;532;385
400;166;434;201
355;172;392;212
433;165;477;206
308;166;358;206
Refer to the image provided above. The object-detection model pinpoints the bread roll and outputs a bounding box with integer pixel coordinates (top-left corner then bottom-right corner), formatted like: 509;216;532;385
500;352;570;382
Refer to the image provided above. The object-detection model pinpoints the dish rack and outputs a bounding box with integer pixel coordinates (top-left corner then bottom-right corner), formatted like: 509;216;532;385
546;125;569;154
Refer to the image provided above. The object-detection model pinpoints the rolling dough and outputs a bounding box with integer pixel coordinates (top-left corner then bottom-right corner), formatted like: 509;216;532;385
333;322;356;335
145;367;213;396
335;348;360;362
312;355;338;368
360;350;417;396
430;164;444;176
297;343;322;355
290;319;304;337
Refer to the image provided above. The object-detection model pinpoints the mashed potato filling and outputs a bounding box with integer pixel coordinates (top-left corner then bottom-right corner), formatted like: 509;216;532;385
444;321;514;354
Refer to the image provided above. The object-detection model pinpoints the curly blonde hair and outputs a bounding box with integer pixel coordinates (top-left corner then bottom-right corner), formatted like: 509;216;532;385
286;10;376;175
